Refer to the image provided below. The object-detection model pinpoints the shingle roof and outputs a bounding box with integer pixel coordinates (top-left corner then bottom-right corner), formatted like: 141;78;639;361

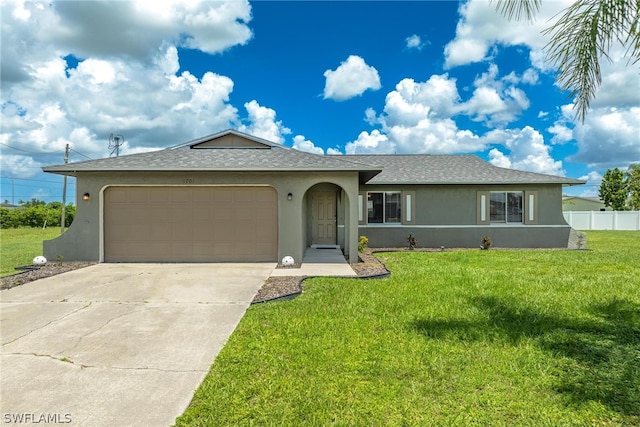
43;146;381;176
169;129;285;149
42;129;584;186
345;154;585;185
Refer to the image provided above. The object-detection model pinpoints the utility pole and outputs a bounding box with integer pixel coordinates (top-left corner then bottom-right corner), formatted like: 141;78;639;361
60;144;69;234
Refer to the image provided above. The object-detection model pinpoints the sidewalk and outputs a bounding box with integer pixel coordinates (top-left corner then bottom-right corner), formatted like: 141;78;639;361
270;246;356;277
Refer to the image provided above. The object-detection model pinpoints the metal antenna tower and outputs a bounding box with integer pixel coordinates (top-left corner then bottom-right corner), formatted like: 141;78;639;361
109;133;124;157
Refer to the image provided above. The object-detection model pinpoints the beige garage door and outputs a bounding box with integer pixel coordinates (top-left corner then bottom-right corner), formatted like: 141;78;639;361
104;186;278;262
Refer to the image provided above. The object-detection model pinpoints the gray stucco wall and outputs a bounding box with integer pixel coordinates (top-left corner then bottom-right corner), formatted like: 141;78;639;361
359;184;573;248
44;171;360;264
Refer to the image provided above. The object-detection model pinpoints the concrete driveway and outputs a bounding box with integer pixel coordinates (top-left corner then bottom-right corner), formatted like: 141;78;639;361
0;263;275;426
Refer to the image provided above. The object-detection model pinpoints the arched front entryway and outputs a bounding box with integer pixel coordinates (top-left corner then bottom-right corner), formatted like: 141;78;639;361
303;182;350;254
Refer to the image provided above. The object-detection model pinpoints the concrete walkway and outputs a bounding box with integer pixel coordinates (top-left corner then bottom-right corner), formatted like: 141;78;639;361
0;263;275;427
270;245;356;277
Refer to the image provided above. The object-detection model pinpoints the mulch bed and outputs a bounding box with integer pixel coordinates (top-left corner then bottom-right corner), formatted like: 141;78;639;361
0;262;96;290
253;249;390;304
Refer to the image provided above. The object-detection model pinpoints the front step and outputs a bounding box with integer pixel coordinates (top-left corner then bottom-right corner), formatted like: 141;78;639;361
310;244;340;249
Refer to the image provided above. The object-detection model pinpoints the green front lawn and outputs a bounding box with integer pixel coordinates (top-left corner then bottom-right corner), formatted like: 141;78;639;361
177;231;640;426
0;227;62;277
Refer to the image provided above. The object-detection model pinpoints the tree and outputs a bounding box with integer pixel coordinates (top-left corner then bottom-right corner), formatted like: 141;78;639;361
626;163;640;210
598;166;640;211
18;198;46;207
599;168;628;210
492;0;640;122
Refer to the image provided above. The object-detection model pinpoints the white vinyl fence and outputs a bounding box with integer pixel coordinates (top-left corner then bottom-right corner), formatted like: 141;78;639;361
563;211;640;231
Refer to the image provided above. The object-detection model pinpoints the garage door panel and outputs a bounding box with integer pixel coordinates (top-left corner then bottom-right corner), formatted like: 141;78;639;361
192;206;211;222
171;222;193;240
148;189;171;203
192;187;212;202
149;226;170;241
192;242;214;256
105;186;277;262
171;189;191;203
213;189;233;202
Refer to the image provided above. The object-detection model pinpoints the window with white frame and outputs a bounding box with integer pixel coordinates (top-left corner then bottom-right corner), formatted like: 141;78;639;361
490;191;523;223
367;192;401;223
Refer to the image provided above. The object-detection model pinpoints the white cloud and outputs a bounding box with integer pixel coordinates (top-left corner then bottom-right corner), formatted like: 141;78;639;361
383;75;459;125
364;107;379;126
292;135;324;155
488;148;512;168
459;64;531;125
577;171;603;197
0;154;43;178
487;126;564;176
345;130;395;155
443;0;639;173
589;46;640;110
522;68;539;85
323;55;381;101
405;34;424;50
0;0;253;177
1;1;252;84
349;74;488;155
444;0;572;69
238;100;290;145
570;107;640;169
2;48;240;164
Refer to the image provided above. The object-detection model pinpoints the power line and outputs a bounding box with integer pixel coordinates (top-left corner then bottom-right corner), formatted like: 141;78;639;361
0;142;94;160
69;148;93;160
0;176;69;184
0;142;60;155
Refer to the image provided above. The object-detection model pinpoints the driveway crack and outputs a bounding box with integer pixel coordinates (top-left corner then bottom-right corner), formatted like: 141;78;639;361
65;304;148;353
1;302;92;346
5;352;94;369
3;352;207;373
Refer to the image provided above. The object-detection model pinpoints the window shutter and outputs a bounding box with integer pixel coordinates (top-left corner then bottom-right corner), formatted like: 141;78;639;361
402;191;416;225
524;191;538;224
358;192;366;225
477;191;490;225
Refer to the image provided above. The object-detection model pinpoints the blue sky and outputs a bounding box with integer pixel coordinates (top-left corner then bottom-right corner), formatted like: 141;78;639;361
1;0;639;204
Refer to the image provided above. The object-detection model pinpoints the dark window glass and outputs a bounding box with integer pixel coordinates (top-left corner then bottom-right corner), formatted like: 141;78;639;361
490;192;523;223
490;192;506;222
385;192;401;223
507;192;523;223
367;193;383;223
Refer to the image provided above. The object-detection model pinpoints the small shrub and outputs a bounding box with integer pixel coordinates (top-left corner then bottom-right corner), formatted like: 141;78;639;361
358;236;368;252
481;236;491;250
407;234;418;250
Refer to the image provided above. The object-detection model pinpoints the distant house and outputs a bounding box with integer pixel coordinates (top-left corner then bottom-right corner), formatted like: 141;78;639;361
0;201;20;210
42;129;585;264
563;196;610;212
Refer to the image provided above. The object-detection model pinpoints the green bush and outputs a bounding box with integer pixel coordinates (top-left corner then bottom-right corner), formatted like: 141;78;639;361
0;200;75;229
358;235;368;252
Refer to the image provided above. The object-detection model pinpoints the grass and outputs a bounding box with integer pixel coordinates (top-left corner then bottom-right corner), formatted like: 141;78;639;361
0;227;63;277
176;231;640;426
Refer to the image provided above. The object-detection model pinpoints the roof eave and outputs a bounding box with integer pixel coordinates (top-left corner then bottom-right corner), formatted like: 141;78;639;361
364;180;587;185
168;129;286;149
43;166;382;174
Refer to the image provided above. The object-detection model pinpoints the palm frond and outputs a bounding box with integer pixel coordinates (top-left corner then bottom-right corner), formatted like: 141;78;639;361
494;0;640;123
490;0;542;22
543;0;639;122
